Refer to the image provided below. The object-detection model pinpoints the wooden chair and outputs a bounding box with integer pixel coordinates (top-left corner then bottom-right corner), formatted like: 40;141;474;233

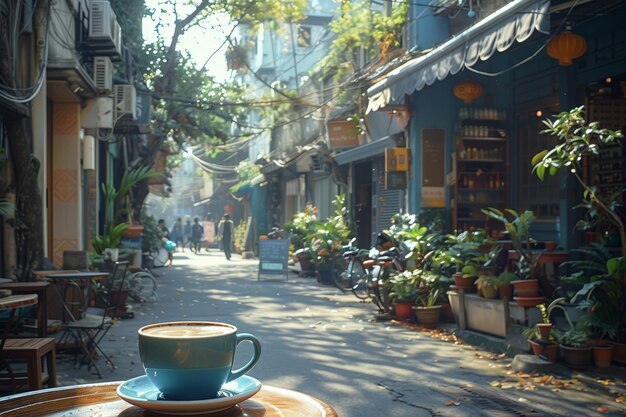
0;294;57;392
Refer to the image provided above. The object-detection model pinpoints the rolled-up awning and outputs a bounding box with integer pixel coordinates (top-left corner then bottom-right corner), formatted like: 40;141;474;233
367;0;550;112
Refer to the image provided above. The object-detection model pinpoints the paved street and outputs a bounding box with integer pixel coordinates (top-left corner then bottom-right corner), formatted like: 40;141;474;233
52;249;626;417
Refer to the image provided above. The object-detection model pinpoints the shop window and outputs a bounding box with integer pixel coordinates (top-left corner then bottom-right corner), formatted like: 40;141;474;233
516;108;560;220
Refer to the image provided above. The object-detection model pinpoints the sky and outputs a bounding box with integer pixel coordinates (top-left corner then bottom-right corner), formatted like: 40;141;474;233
142;1;234;82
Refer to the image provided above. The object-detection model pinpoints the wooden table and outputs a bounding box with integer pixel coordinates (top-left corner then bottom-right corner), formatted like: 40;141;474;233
0;281;50;337
0;382;338;417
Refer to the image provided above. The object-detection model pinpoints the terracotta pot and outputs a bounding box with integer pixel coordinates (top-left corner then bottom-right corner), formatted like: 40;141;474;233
513;296;544;307
529;340;558;363
512;279;539;297
394;301;414;321
593;344;614;368
453;273;476;292
544;241;557;251
498;283;514;300
560;344;592;369
536;323;552;341
122;225;144;239
607;341;626;364
414;305;442;328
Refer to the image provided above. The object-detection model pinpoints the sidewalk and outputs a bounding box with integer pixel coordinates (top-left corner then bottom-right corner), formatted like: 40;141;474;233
44;250;626;416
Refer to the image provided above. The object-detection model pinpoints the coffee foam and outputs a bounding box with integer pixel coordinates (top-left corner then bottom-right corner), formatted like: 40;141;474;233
142;324;233;338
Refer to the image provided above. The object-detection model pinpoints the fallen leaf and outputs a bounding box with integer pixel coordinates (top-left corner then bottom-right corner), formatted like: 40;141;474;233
445;400;460;406
596;406;609;413
615;396;626;404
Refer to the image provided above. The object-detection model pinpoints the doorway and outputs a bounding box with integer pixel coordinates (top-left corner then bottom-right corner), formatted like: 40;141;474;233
354;161;372;248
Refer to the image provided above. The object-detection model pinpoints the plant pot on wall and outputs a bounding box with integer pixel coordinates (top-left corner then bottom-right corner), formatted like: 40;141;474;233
453;273;476;292
122;225;144;239
512;279;539;297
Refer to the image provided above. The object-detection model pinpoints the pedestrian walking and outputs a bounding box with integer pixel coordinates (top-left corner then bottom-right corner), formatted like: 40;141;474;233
171;218;184;251
157;219;174;266
191;217;204;254
184;219;192;251
217;213;234;260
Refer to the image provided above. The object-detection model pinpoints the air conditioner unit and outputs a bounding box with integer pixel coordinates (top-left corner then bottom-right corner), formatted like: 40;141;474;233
114;84;137;119
89;1;117;41
93;56;113;92
112;19;123;56
81;97;114;129
310;153;329;174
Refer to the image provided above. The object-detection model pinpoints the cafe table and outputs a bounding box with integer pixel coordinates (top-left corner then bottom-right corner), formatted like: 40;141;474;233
0;382;338;416
0;281;51;337
44;271;109;322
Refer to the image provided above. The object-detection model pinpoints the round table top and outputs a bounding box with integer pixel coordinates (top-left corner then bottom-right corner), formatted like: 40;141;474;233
0;382;337;417
0;294;38;311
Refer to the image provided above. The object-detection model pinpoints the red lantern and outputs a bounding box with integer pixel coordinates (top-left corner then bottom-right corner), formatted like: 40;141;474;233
547;30;587;66
224;202;234;214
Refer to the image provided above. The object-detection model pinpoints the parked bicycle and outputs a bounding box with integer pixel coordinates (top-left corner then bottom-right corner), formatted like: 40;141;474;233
333;238;371;295
127;269;158;303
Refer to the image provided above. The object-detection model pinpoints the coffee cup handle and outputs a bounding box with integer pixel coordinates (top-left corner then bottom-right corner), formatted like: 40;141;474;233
228;333;262;382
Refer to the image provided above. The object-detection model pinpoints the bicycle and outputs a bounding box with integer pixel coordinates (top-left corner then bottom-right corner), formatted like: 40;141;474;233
127;270;158;303
333;239;371;296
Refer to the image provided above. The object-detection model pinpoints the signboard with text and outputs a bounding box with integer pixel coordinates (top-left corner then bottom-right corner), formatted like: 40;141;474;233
258;239;290;281
421;129;446;207
327;120;360;149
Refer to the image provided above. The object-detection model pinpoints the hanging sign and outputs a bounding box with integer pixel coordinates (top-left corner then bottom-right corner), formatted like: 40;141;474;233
421;128;446;207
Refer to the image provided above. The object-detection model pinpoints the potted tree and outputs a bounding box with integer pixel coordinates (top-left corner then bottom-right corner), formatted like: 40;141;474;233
533;105;626;361
523;326;558;363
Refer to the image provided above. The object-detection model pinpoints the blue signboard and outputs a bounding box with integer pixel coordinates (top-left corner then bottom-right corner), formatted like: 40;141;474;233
258;239;289;281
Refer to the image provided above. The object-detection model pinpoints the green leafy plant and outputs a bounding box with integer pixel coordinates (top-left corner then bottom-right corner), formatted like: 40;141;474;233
389;270;419;302
482;208;539;279
92;223;130;255
416;286;441;308
284;203;318;252
533;106;626;342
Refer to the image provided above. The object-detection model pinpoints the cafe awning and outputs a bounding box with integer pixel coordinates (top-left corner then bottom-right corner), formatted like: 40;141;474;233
367;0;550;112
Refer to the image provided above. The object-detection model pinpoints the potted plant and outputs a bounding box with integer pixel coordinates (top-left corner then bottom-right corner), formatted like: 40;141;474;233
533;105;626;360
434;230;486;291
475;274;500;299
523;326;558;363
284;203;319;274
548;297;593;368
414;285;441;328
497;271;517;300
482;208;541;303
389;270;419;321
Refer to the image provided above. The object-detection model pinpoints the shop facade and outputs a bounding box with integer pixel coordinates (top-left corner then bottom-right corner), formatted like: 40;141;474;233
366;0;626;249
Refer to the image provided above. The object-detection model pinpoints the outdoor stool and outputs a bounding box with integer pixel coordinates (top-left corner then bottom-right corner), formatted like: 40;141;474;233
1;337;57;391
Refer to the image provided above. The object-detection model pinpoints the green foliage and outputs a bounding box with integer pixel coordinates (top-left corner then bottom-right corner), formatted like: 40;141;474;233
141;213;163;253
0;199;14;216
306;194;352;268
92;223;130;255
230;160;261;194
482;208;538;279
313;0;409;100
284;203;319;252
389;270;419;302
234;219;248;250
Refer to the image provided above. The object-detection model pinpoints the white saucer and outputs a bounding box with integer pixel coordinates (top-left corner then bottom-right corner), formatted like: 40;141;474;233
116;374;262;415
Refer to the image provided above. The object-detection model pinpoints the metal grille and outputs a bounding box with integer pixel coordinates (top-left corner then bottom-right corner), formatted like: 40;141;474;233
440;385;550;417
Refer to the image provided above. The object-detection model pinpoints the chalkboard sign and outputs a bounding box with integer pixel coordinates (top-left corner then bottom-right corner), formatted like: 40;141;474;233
258;239;290;281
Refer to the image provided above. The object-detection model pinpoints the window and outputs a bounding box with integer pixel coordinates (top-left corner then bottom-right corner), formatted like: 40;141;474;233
516;107;560;219
296;25;311;47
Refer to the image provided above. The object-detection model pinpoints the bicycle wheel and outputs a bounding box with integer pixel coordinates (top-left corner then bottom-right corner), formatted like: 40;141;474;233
333;261;353;292
351;267;371;300
129;272;158;302
151;247;169;268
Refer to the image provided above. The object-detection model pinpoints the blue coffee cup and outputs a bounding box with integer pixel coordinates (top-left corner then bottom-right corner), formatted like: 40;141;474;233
138;321;261;401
